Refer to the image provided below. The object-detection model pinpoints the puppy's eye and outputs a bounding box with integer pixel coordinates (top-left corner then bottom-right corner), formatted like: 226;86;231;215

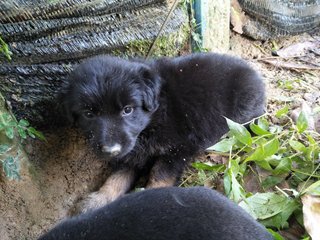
83;111;94;118
122;106;133;116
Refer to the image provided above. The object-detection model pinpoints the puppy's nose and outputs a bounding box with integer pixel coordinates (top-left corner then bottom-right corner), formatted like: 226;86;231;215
101;143;122;156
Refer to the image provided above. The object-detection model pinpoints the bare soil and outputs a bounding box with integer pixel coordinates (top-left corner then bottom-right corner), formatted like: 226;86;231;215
0;129;109;239
0;32;319;240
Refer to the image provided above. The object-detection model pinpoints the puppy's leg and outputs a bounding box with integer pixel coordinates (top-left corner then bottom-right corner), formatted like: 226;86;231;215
146;158;184;188
72;168;135;214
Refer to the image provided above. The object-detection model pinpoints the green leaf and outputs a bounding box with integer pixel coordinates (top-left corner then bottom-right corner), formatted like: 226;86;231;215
17;127;27;139
245;144;264;162
294;210;304;226
0;37;12;60
2;156;20;180
0;122;4;130
192;162;225;172
296;110;308;133
305;147;316;161
245;138;279;162
1;113;12;123
239;192;285;219
224;170;245;203
249;122;271;136
289;140;306;153
261;176;283;189
6;119;17;127
230;158;241;175
224;168;232;196
291;165;312;182
301;180;320;195
260;200;300;229
300;237;310;240
206;137;237;152
239;192;299;228
0;144;10;154
264;138;279;156
306;134;316;145
266;154;282;166
269;125;283;134
273;158;292;175
18;119;29;127
256;160;273;171
258;118;269;131
224;159;246;203
267;229;285;240
275;106;289;118
27;127;46;141
225;118;252;146
5;127;14;139
27;128;35;138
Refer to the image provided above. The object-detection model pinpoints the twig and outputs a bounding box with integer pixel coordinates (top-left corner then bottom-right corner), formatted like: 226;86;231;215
179;171;196;187
253;43;268;55
259;59;320;71
299;58;320;67
255;55;304;61
275;186;289;198
145;0;180;59
299;162;320;194
241;112;267;126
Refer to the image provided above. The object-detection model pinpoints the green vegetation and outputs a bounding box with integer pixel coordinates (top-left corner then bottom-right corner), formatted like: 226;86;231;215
112;22;190;58
0;39;45;180
0;36;12;60
113;1;203;58
0;101;45;180
184;106;320;238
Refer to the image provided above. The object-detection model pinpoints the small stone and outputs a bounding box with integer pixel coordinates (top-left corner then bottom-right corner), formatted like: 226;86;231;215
303;92;320;104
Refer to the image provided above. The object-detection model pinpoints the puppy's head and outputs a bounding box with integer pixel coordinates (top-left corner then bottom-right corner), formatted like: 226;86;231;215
62;55;161;159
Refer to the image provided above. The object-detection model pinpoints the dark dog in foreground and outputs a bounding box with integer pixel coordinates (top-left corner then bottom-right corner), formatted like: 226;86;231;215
63;53;265;213
39;187;273;240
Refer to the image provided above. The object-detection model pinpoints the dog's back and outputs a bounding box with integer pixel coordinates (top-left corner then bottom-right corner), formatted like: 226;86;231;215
39;187;273;240
151;53;265;148
156;53;265;120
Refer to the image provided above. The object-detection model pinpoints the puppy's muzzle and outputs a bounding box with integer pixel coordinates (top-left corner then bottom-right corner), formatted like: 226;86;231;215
101;143;122;157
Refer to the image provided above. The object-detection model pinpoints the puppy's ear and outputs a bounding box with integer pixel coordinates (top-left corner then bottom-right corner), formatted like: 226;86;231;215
138;66;161;112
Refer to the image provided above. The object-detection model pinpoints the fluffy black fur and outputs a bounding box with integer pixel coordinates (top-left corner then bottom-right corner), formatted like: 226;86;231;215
39;187;273;240
62;53;265;210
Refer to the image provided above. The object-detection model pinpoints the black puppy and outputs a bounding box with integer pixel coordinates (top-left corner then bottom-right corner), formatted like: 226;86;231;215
39;187;273;240
63;53;265;213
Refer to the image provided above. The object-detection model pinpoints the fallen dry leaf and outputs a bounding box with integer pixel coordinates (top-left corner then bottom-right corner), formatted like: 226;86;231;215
275;41;320;58
302;194;320;239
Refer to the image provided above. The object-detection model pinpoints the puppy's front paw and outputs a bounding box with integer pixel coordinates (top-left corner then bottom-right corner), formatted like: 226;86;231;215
70;191;111;215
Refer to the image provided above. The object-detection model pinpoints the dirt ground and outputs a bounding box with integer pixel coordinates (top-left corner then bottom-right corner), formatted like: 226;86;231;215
0;32;319;240
0;129;110;239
